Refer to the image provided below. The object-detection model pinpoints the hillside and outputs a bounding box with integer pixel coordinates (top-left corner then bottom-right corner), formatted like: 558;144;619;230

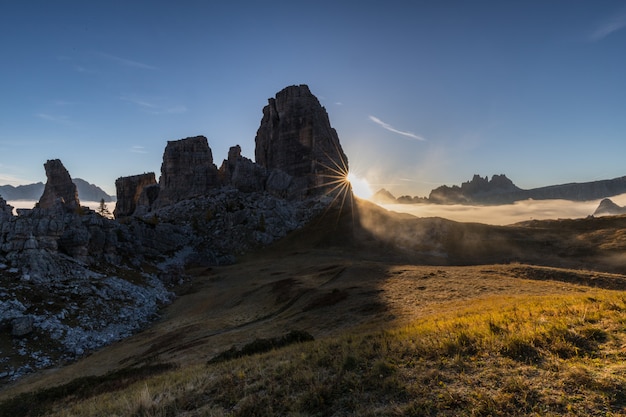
0;178;114;202
2;198;626;416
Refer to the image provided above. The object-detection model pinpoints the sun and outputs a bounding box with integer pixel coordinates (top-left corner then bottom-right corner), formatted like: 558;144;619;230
347;172;373;199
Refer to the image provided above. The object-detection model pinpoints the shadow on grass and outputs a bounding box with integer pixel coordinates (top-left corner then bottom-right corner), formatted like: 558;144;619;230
0;363;176;417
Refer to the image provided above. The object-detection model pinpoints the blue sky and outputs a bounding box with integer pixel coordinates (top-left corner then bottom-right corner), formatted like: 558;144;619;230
1;1;625;198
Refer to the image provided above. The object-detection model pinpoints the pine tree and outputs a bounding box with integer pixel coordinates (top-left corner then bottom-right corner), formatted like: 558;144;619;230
97;198;112;218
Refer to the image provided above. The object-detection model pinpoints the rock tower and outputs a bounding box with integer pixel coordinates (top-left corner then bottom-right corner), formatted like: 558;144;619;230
255;84;349;197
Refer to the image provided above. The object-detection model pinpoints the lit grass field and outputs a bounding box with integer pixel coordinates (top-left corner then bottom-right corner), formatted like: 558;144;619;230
4;290;626;416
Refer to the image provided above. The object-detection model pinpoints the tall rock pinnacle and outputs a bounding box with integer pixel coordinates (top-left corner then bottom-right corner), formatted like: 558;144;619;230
154;136;220;207
255;84;349;197
38;159;80;210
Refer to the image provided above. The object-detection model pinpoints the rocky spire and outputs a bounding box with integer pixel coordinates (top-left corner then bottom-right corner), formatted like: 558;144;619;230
154;136;220;207
37;159;80;210
255;84;349;197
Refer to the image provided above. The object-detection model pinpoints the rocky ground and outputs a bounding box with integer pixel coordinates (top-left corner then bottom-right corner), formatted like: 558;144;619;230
0;188;330;383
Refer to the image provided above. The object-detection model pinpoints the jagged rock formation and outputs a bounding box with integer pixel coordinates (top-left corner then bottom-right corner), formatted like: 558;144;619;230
115;85;349;218
0;85;349;382
155;136;220;208
593;198;626;216
219;145;267;193
37;159;80;210
114;173;157;218
429;174;521;204
255;84;349;198
394;174;626;205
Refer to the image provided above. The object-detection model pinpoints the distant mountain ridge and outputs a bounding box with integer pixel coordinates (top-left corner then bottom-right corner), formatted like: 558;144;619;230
0;178;114;202
374;174;626;205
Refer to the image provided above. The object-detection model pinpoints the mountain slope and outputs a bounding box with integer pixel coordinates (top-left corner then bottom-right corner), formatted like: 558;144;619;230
0;179;114;202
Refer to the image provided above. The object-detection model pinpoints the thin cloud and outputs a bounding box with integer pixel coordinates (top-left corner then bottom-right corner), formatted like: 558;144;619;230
369;115;425;141
96;52;157;70
130;145;148;154
36;113;75;126
120;96;187;115
121;96;158;109
589;12;626;41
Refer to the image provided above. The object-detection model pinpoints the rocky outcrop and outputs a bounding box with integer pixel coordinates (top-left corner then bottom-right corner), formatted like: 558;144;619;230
37;159;80;210
154;136;220;208
1;85;351;383
219;145;267;193
0;196;13;219
255;84;349;198
593;198;626;216
114;173;157;218
117;86;350;216
429;174;521;204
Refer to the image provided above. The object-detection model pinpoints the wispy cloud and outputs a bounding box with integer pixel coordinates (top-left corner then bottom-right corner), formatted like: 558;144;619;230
130;145;148;154
36;113;75;126
96;52;157;70
369;115;425;141
589;12;626;42
120;96;187;115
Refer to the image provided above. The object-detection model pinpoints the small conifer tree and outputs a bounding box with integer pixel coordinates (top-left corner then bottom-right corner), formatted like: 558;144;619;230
97;198;112;218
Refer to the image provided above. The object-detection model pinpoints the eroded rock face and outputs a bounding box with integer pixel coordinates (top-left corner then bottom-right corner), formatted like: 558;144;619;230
0;196;13;220
38;159;80;210
114;173;157;218
155;136;220;208
255;84;349;198
219;145;267;193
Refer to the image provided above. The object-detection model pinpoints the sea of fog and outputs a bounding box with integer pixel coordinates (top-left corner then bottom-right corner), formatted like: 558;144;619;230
7;200;117;215
380;193;626;226
7;195;626;226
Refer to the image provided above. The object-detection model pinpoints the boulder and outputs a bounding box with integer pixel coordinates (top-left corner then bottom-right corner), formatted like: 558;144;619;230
11;316;34;337
255;84;349;198
37;159;80;210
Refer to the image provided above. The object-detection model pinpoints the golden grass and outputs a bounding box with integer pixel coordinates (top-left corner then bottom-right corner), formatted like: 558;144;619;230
6;201;626;415
6;289;625;417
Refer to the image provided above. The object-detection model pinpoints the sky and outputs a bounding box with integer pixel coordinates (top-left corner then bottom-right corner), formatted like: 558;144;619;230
1;1;626;198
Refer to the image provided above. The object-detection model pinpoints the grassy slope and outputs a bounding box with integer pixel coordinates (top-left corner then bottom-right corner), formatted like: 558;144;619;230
2;199;626;416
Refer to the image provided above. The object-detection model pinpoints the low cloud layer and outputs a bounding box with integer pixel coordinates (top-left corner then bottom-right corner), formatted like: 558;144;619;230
381;193;626;226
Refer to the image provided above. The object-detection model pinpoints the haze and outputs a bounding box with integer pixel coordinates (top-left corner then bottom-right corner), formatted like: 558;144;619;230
379;193;626;226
